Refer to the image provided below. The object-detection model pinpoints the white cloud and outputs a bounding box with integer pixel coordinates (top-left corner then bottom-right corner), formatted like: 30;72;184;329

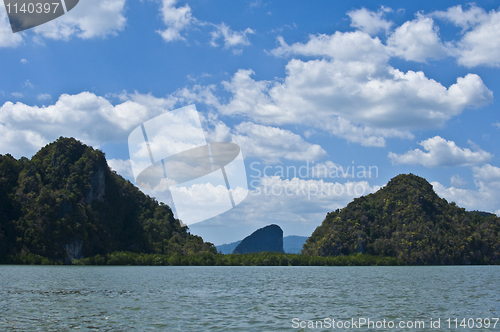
169;174;371;228
452;9;500;67
158;0;196;42
204;119;232;143
203;118;327;163
0;9;23;48
433;164;500;215
169;182;236;224
210;23;254;50
37;93;52;101
204;176;380;230
273;4;500;68
253;176;377;211
494;122;500;129
432;5;500;67
0;91;178;158
155;1;254;50
218;49;492;146
387;14;448;62
33;0;127;40
467;139;481;151
11;92;23;98
272;31;389;64
310;161;342;178
174;84;220;108
473;164;500;182
347;7;393;35
318;116;411;147
107;158;134;179
157;0;193;42
0;124;47;158
218;68;411;148
204;119;336;164
20;59;27;64
432;4;488;31
231;122;327;163
388;136;492;167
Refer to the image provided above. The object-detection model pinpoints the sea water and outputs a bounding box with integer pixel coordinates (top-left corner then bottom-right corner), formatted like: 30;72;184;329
1;265;498;331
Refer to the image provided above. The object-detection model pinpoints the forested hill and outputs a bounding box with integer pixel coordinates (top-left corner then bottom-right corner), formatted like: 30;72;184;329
302;174;500;265
0;137;216;264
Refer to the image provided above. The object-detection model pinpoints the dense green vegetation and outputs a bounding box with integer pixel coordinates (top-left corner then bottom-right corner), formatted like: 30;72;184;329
303;174;500;265
0;137;216;264
216;236;308;254
70;251;400;266
3;139;499;266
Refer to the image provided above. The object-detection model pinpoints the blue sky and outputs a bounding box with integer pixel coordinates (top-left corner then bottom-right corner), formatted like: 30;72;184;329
1;0;500;245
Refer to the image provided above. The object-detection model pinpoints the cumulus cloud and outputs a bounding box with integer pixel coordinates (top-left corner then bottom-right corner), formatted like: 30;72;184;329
387;14;448;62
0;91;177;158
157;0;193;42
187;174;383;243
107;158;134;179
198;176;380;231
272;31;389;64
252;176;377;211
203;119;327;163
203;119;232;143
33;0;126;40
452;10;500;67
432;5;500;67
174;84;220;108
433;164;500;215
232;122;327;163
346;5;500;67
347;7;393;35
218;50;492;146
273;4;500;68
432;4;488;31
0;124;47;159
473;164;500;182
388;136;492;167
210;23;254;50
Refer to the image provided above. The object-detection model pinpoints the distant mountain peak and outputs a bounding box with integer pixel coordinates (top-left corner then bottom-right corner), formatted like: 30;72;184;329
233;224;284;254
0;137;216;264
383;173;438;198
303;173;500;265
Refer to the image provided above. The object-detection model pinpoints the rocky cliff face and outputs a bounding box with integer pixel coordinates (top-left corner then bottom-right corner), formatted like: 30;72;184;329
233;224;284;254
64;239;83;264
85;161;106;203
